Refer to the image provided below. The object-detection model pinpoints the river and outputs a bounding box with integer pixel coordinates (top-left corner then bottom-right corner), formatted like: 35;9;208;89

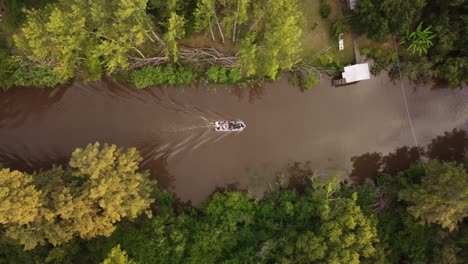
0;75;467;203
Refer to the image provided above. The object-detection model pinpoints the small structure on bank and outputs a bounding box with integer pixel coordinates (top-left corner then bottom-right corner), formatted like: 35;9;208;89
338;33;344;50
332;63;370;86
348;0;357;10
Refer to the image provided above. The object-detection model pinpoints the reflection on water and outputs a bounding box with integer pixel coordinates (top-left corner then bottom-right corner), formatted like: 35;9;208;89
349;128;468;184
427;129;467;163
382;146;422;175
0;86;67;129
349;153;383;184
231;84;265;103
0;75;467;204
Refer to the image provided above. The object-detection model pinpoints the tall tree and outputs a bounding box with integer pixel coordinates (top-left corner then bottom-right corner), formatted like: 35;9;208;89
102;245;136;264
238;0;304;79
0;169;41;225
401;23;435;56
351;0;426;42
193;0;218;41
259;178;378;263
194;0;252;43
14;0;160;80
399;161;468;231
3;143;155;250
14;2;88;79
163;12;185;61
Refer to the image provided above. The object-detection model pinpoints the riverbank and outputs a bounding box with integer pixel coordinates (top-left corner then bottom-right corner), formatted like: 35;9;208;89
2;0;466;91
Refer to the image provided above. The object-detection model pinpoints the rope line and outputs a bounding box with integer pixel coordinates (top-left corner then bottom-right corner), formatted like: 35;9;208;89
393;37;425;165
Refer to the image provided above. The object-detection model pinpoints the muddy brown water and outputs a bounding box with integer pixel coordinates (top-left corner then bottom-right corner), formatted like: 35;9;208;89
0;75;467;204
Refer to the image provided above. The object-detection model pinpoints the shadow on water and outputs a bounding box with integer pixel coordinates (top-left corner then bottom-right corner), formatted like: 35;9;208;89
429;81;466;90
349;128;468;184
427;129;468;163
231;85;265;103
285;161;313;193
381;146;423;175
349;153;383;184
0;147;69;173
141;154;174;190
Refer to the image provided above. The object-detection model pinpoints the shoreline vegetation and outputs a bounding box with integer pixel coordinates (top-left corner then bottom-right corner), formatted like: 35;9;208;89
1;129;467;263
1;0;465;92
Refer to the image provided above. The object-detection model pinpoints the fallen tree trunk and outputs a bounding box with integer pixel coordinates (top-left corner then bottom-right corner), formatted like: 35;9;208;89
179;47;237;68
128;47;238;69
127;55;168;69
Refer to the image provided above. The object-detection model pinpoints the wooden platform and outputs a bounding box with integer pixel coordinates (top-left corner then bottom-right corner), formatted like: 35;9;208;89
332;78;347;86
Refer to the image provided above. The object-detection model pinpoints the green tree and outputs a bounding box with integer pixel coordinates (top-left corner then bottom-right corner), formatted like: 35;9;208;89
351;0;390;42
259;178;378;263
163;12;186;61
14;0;159;80
220;0;252;43
0;54;21;89
401;23;435;56
351;0;426;42
102;245;136;264
437;57;468;87
193;0;219;41
320;3;331;19
399;160;468;231
187;192;257;263
239;0;304;79
194;0;251;43
14;2;88;79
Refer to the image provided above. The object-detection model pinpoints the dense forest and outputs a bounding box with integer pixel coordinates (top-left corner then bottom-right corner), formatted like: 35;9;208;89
351;0;468;86
0;0;306;89
0;0;466;90
0;130;467;263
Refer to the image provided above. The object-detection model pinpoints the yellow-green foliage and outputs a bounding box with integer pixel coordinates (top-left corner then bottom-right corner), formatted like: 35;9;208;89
1;143;155;250
239;0;304;79
0;169;41;225
164;12;186;61
14;0;156;79
102;245;136;264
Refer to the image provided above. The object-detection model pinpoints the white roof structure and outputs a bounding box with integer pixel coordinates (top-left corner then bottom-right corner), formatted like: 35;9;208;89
349;0;357;9
342;63;370;83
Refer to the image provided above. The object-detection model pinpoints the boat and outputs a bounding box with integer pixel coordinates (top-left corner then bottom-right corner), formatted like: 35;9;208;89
213;120;246;132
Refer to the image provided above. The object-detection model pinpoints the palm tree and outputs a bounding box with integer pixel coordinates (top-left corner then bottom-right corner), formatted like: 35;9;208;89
401;22;435;56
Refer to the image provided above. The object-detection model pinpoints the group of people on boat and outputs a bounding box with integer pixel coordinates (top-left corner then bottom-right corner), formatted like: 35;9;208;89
229;122;244;130
214;120;245;131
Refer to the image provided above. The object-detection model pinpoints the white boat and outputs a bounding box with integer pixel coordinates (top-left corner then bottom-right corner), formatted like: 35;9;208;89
213;120;246;132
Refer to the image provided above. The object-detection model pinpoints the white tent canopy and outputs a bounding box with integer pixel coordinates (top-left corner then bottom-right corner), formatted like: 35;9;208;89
342;63;370;83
